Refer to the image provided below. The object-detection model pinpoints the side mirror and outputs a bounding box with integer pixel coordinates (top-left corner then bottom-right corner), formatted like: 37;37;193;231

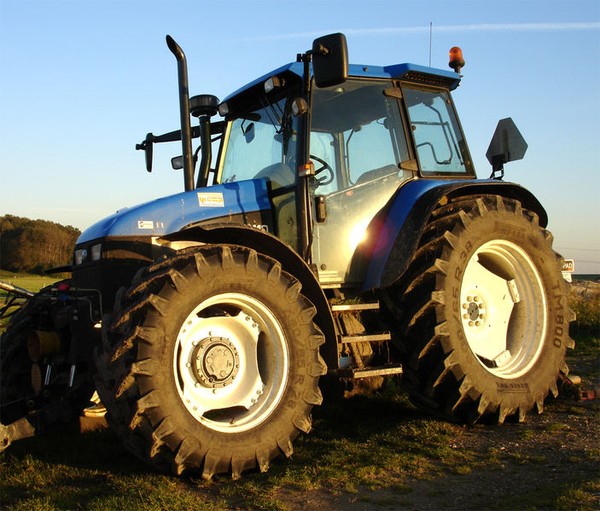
135;133;154;173
486;118;528;179
312;33;348;88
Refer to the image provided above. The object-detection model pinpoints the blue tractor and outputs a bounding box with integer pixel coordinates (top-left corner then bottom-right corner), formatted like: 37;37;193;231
0;34;573;478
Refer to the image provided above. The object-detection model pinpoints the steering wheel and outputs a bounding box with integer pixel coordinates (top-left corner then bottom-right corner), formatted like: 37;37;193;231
310;155;334;186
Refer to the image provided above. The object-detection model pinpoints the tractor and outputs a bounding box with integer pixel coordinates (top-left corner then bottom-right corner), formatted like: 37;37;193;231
0;33;574;479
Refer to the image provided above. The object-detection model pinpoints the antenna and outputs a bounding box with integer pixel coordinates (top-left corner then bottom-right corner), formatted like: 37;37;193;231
429;22;432;66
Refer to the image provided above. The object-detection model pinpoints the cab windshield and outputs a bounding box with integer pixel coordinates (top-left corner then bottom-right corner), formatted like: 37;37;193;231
219;94;298;188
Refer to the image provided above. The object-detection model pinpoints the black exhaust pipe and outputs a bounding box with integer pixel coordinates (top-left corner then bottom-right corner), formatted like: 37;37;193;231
166;35;195;192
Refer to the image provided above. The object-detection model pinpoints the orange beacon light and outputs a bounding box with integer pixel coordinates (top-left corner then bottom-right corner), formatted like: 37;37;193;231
448;46;465;74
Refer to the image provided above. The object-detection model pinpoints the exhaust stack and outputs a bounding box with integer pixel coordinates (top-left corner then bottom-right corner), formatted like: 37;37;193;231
166;35;195;192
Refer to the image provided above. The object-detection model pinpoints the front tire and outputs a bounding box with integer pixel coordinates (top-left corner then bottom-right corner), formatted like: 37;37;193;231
383;195;574;423
95;245;326;478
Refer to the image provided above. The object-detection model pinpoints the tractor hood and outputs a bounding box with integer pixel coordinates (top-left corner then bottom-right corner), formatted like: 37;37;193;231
77;179;272;245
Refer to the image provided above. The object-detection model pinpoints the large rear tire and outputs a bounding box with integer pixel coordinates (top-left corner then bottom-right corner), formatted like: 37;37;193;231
382;195;574;423
95;245;326;478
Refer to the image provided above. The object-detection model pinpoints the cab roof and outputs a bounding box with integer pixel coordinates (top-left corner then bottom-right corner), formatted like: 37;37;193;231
222;61;461;103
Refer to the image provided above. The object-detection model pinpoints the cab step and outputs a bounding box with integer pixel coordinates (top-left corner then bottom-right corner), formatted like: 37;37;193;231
337;364;403;379
331;302;382;312
330;300;398;378
339;333;391;344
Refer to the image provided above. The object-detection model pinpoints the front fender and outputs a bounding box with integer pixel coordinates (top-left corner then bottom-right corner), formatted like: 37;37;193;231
359;179;547;292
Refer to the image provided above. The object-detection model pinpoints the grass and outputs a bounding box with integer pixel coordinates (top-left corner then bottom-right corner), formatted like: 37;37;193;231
0;271;59;332
569;281;600;357
1;273;598;509
0;270;59;294
1;381;598;510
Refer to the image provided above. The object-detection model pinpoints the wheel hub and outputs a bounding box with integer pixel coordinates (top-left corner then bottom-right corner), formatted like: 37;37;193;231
193;337;240;388
462;295;486;327
174;292;290;433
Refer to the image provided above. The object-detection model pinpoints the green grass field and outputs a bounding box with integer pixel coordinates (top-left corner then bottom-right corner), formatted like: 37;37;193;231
0;271;59;332
0;270;58;294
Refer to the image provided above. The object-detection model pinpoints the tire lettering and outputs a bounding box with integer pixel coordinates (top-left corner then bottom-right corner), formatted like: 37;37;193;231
494;221;526;240
455;242;473;280
497;382;529;393
452;288;460;317
550;281;567;349
459;241;473;263
455;267;462;280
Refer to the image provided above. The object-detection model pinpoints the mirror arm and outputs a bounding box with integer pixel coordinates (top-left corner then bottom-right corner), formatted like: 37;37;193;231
489;158;505;180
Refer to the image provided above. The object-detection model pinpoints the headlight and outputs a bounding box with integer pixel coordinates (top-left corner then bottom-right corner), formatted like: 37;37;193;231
90;243;102;261
74;248;88;265
74;243;102;265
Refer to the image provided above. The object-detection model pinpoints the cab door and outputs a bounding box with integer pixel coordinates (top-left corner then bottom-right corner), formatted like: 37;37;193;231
309;80;413;285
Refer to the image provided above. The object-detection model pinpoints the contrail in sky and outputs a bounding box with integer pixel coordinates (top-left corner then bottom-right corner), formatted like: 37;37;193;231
239;22;600;42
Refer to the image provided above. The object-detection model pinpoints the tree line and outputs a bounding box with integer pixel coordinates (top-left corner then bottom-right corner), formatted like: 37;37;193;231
0;215;80;274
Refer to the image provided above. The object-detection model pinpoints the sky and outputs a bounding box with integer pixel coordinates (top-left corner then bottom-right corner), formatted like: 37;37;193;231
0;0;599;273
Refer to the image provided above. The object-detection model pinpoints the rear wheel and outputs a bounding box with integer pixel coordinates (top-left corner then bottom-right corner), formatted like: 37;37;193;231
95;245;326;478
382;195;574;423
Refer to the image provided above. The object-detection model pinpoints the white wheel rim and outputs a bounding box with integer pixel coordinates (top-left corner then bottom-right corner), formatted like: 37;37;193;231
173;293;289;433
460;240;547;379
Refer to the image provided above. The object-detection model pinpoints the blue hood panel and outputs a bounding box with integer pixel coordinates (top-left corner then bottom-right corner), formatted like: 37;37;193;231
78;179;271;244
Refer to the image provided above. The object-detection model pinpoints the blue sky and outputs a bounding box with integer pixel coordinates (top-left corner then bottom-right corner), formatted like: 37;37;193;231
1;0;599;273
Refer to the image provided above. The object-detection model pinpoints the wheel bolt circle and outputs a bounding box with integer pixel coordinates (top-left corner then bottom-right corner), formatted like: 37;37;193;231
462;294;487;327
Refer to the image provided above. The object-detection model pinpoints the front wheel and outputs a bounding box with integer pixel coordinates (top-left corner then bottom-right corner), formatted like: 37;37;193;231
95;245;326;478
382;195;574;423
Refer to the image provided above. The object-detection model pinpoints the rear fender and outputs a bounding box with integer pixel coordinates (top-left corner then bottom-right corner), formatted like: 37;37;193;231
359;179;547;292
161;225;337;367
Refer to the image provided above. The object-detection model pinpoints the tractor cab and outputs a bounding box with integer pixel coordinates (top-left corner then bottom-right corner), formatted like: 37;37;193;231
212;35;475;285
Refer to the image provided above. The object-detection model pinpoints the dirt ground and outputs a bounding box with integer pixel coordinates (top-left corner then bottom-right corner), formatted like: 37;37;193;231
280;354;599;511
295;398;598;511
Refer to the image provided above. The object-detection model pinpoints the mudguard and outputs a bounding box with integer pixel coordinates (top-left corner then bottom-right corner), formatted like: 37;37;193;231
359;179;547;292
